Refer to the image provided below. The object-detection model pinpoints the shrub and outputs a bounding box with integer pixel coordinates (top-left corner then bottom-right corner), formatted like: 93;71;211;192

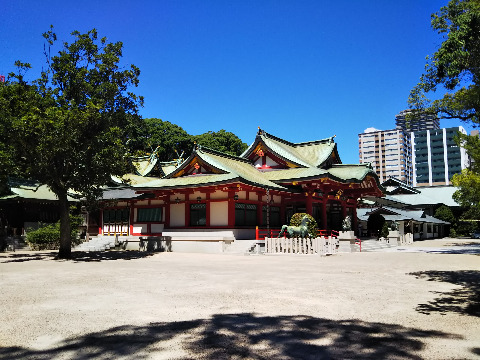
26;223;61;250
380;222;390;239
26;213;83;250
449;228;457;238
289;213;318;238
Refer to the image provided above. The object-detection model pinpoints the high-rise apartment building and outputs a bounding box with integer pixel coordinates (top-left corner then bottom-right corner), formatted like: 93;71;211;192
358;127;412;185
411;126;469;186
395;109;439;132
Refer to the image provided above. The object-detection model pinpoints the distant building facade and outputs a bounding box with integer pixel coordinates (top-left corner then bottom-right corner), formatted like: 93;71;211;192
395;109;439;132
411;126;469;186
359;110;468;187
358;127;412;185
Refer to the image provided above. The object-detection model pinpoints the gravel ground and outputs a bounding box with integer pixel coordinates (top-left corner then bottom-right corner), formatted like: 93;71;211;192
0;238;479;359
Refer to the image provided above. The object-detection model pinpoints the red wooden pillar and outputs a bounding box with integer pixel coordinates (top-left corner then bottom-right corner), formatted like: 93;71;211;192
165;195;171;228
206;192;211;227
228;191;236;227
341;200;347;220
99;209;103;235
185;193;190;227
129;201;134;235
321;200;327;230
258;190;264;226
305;192;313;215
352;201;358;235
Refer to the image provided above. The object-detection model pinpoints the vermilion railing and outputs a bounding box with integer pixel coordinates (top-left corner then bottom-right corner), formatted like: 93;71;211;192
318;229;339;238
256;227;282;240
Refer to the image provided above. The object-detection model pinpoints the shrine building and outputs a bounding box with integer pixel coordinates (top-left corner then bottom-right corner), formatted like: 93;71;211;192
96;128;383;248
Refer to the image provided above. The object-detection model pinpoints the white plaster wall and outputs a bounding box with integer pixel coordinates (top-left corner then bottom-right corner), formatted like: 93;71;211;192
151;224;164;233
238;191;246;200
210;202;228;226
170;193;185;202
249;192;258;201
170;203;185;227
210;190;226;200
150;200;164;205
170;241;224;253
133;224;147;234
266;156;278;167
135;200;149;206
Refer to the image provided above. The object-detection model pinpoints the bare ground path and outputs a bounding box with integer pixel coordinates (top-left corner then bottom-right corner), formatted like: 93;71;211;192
0;239;479;359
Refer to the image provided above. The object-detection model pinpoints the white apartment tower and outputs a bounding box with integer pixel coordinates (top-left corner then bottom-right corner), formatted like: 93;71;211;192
358;127;412;185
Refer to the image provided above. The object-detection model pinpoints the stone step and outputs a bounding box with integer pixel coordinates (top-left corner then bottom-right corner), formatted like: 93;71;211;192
224;239;258;254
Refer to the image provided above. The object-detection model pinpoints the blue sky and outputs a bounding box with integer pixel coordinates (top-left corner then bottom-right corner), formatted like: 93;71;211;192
1;0;470;163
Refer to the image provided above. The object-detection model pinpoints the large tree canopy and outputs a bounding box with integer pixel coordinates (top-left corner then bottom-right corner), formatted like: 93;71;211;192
0;27;143;258
409;0;480;123
193;129;248;156
129;118;193;161
409;0;480;221
130;119;248;160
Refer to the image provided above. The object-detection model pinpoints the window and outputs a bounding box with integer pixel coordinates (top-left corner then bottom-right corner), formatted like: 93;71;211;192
235;203;257;226
103;208;129;223
190;203;206;226
262;206;281;227
137;207;162;222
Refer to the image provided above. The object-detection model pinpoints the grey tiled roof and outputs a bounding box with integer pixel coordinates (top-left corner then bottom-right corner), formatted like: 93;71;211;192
388;186;459;207
357;206;449;224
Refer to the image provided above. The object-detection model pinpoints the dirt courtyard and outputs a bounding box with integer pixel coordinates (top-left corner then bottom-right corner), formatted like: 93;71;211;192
0;239;479;359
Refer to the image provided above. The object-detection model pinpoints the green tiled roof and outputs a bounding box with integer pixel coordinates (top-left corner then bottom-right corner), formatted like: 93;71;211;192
130;130;383;192
2;184;78;202
327;164;374;182
131;156;158;176
132;173;238;189
263;168;328;181
242;130;337;167
134;146;286;190
197;148;285;189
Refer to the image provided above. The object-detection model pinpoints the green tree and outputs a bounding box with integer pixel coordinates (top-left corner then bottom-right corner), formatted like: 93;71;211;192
0;27;143;259
434;205;456;224
452;169;480;218
131;118;193;161
409;0;480;123
434;204;456;235
380;222;390;239
409;0;480;221
194;129;248;156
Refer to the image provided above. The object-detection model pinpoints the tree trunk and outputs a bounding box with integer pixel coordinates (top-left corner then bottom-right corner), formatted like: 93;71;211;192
57;190;72;259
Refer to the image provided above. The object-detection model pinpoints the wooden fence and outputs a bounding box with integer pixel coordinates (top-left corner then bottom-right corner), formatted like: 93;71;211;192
256;227;340;240
265;236;338;256
399;233;414;245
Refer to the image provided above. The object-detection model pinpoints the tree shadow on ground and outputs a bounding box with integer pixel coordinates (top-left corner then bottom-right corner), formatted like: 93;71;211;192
0;251;156;263
0;313;462;360
409;270;480;317
416;245;480;255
